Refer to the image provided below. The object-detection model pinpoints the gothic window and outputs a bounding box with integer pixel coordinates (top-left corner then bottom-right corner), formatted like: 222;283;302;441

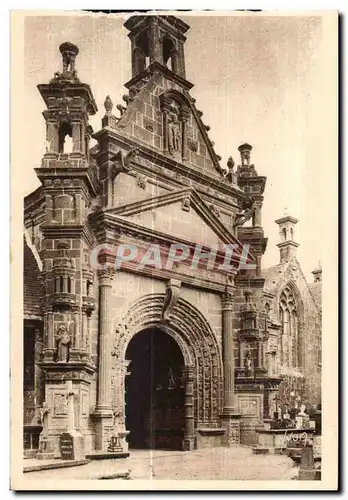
279;286;300;368
282;228;287;241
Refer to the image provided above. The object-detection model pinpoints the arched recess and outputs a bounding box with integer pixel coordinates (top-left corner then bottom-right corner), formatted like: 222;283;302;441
278;281;304;369
110;293;223;428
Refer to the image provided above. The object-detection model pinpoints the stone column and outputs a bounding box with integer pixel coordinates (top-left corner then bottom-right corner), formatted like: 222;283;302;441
44;310;55;361
182;366;195;451
221;289;241;446
72;122;82;153
253;199;263;227
92;267;115;451
162;110;169;153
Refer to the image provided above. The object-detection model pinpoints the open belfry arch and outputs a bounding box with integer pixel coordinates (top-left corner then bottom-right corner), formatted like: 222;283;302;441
23;14;321;458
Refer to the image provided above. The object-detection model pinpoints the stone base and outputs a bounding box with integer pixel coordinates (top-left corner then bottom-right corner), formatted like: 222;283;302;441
36;435;55;460
85;451;130;460
66;430;85;461
91;410;113;452
299;468;320;480
221;413;241;446
196;428;225;448
182;437;196;451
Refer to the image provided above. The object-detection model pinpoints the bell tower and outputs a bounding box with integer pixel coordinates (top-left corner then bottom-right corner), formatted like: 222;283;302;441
35;42;99;457
38;42;97;161
275;214;299;263
124;15;189;79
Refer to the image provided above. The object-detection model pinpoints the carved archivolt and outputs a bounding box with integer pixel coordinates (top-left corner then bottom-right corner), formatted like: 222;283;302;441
111;293;223;426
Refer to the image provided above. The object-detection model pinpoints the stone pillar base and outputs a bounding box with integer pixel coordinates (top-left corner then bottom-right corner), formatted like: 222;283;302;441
221;413;241;446
182;437;195;451
91;410;113;452
36;435;55;460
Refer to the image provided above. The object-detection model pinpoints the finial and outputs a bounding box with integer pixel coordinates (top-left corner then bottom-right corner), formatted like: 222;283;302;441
227;157;235;171
284;206;289;216
238;143;252;167
104;95;113;115
59;42;79;74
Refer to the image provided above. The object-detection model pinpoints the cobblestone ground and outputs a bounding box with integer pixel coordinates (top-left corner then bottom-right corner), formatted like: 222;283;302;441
23;447;297;481
129;447;297;481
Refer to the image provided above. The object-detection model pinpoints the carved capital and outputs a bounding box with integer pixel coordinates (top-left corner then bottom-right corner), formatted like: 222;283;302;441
97;267;116;285
222;290;234;310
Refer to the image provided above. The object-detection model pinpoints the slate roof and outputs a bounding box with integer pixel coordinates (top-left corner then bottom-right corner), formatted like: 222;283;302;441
261;261;288;294
23;238;43;318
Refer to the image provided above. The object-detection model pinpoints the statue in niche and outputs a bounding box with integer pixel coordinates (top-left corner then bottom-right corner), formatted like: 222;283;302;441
55;325;71;362
244;349;253;375
168;114;181;155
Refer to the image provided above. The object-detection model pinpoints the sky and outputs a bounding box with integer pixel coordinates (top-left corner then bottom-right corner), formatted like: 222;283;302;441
21;12;336;281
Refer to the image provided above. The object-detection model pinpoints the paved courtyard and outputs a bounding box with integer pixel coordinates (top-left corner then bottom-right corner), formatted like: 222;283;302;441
129;447;296;481
23;447;297;481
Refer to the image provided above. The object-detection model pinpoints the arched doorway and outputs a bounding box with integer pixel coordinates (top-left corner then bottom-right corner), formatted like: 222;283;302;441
125;327;185;450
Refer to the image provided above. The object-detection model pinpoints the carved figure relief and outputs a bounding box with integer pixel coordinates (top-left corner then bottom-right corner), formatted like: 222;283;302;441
55;325;71;362
234;197;255;228
162;280;182;322
168;114;181;154
244;349;253;375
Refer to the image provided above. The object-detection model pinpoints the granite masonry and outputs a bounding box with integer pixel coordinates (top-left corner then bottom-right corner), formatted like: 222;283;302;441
23;15;322;459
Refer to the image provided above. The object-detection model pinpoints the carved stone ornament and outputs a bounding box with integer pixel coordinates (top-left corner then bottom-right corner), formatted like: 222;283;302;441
182;197;191;212
109;147;139;179
144;119;154;132
162;279;182;322
136;174;147;190
104;95;113;115
188;138;198;152
210;204;220;218
234;197;255;228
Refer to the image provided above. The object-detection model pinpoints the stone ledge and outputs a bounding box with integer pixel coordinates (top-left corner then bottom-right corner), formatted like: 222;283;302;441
252;446;283;455
85;451;130;460
24;459;90;473
197;428;225;436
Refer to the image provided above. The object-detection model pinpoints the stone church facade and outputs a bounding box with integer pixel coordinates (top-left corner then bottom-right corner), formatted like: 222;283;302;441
23;15;322;458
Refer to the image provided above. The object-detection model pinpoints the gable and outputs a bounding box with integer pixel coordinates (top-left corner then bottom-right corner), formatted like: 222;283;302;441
116;71;225;179
119;201;222;248
262;258;320;314
106;188;252;263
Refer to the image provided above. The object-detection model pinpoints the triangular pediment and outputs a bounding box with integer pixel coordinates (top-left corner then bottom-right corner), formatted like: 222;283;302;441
116;64;226;179
106;188;251;261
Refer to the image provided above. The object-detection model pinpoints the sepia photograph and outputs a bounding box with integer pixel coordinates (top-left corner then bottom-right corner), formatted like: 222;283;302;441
11;10;338;490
